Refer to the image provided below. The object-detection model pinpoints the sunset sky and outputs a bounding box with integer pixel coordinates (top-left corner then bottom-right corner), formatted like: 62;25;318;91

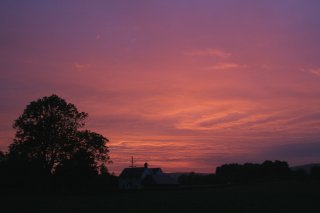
1;0;320;174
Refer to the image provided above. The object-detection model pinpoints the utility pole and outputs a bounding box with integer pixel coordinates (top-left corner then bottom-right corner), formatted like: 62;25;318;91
130;156;135;168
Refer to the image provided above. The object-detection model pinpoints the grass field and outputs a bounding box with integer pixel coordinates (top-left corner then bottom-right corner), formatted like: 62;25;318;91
1;181;319;213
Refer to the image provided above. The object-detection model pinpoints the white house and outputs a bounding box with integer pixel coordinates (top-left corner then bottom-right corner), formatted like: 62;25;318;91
119;163;178;189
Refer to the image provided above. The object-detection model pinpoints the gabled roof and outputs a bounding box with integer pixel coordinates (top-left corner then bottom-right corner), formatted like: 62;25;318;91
119;167;147;178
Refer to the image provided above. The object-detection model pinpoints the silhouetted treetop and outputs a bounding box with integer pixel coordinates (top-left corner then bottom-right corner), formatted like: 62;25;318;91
215;160;290;183
8;94;110;174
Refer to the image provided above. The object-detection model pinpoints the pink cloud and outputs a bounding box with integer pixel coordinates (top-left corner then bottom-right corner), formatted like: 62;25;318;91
73;63;91;71
309;68;320;76
205;62;247;70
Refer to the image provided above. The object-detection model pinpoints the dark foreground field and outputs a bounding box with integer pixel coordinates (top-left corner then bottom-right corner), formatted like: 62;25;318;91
1;181;319;213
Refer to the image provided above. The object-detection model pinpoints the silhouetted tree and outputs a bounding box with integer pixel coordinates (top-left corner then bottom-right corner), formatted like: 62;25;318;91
291;169;308;181
0;150;4;163
54;149;99;193
0;150;5;182
216;160;291;184
55;149;98;177
310;166;320;180
260;160;290;179
95;164;118;192
178;172;217;185
8;95;110;175
99;163;109;175
216;163;245;183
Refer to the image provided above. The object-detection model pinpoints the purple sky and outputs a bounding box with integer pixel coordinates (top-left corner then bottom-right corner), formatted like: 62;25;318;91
1;0;320;173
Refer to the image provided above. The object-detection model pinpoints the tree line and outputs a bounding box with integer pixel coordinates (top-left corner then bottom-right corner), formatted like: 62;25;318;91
178;161;320;185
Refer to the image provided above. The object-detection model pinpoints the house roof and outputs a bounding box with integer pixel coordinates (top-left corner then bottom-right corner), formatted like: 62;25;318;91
119;167;147;178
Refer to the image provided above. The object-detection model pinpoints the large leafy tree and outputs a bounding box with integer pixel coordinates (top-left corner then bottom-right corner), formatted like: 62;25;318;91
8;95;110;174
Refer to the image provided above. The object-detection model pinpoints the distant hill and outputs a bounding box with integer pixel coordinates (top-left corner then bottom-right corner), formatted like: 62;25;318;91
291;163;320;174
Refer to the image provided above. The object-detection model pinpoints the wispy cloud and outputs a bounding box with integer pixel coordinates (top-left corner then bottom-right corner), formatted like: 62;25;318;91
184;48;231;58
205;62;247;70
73;63;91;71
309;68;320;76
301;68;320;77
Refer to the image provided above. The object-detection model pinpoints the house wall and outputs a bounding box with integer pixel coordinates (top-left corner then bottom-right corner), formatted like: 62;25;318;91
119;178;142;190
118;167;168;190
